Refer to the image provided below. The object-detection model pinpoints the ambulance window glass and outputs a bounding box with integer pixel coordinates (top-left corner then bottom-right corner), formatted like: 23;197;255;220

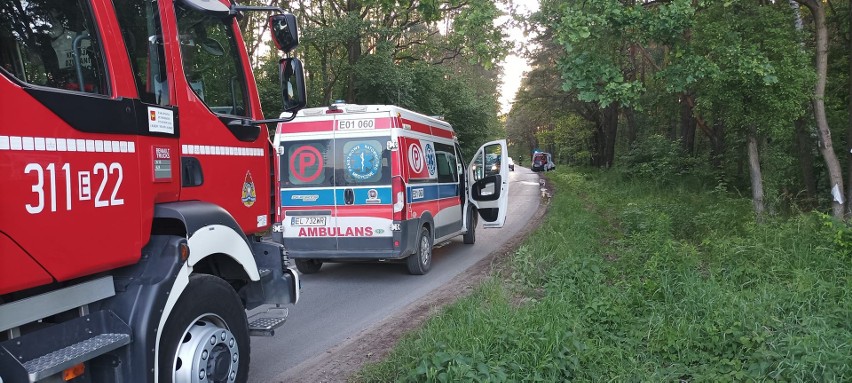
484;144;502;176
485;154;497;176
113;0;169;105
0;0;109;94
175;3;248;116
339;139;389;186
435;143;457;183
471;150;485;181
281;140;333;188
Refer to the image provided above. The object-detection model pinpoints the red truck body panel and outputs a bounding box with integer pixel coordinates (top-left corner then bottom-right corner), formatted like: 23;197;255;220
0;0;272;293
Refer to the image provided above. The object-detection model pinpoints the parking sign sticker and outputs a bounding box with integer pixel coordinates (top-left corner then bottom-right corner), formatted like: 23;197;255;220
409;143;424;173
289;145;324;184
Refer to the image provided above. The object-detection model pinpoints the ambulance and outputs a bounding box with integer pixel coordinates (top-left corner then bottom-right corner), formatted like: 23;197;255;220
273;103;509;275
532;151;556;172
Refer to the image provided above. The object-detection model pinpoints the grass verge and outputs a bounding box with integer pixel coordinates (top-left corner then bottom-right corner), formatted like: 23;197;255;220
355;168;851;382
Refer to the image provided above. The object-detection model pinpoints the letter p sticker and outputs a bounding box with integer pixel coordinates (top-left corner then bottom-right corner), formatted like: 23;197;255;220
298;151;316;169
290;145;324;183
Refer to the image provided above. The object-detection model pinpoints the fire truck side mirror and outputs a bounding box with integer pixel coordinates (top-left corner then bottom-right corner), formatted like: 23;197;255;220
269;13;299;52
280;57;307;112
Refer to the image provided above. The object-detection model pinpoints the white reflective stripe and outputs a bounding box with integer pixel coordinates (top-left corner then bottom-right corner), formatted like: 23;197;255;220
0;136;135;153
153;224;260;382
287;266;300;304
182;144;264;157
153;265;189;383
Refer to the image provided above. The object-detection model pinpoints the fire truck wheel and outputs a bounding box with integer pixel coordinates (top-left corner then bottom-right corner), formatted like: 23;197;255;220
463;209;477;245
158;274;249;383
406;226;432;275
295;259;323;274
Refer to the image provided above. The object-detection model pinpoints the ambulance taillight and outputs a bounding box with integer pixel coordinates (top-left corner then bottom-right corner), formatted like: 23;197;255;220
392;176;406;221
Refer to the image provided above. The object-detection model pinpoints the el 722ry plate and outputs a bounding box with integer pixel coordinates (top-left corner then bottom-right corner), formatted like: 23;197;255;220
291;216;327;226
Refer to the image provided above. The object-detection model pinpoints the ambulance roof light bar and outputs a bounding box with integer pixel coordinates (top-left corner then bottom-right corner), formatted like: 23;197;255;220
327;100;346;114
326;101;367;114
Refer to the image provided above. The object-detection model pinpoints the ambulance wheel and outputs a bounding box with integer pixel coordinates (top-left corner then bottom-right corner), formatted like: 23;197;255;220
158;274;249;383
295;259;323;274
407;227;432;275
463;211;477;245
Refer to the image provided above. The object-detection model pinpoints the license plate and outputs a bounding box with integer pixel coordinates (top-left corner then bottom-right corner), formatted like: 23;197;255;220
291;216;327;226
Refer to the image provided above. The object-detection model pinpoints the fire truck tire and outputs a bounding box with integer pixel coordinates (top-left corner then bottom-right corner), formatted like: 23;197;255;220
158;274;249;383
406;227;432;275
295;259;323;274
463;210;477;245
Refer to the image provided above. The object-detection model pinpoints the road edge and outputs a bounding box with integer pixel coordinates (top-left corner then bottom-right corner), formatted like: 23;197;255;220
275;173;555;383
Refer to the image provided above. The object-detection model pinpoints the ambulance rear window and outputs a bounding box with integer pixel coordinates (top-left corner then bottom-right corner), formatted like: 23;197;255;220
280;140;333;187
279;137;391;188
340;139;388;185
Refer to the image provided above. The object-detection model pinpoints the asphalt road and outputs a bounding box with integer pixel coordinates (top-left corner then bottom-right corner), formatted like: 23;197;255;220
248;166;543;382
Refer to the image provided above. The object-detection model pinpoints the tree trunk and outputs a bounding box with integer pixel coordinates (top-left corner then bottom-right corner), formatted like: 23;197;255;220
625;107;637;148
680;94;696;154
846;0;852;215
747;129;766;222
625;43;638;148
346;38;361;102
710;120;726;168
795;117;818;206
321;54;333;105
345;0;362;102
789;0;817;208
797;0;845;219
591;121;605;167
603;103;619;167
669;101;678;142
789;1;804;31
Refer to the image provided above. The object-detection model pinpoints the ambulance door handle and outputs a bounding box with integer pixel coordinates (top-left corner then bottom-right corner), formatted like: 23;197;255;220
344;188;354;205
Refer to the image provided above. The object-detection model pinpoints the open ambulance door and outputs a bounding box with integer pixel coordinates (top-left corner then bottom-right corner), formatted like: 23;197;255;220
467;139;509;228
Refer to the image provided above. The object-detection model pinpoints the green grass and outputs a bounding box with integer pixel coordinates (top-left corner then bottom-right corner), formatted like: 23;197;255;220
355;168;852;382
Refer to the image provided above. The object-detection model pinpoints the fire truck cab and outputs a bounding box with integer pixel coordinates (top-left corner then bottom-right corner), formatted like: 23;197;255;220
274;103;510;275
0;0;306;381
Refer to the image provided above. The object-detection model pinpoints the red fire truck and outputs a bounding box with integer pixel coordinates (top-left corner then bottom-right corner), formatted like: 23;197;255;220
0;0;306;381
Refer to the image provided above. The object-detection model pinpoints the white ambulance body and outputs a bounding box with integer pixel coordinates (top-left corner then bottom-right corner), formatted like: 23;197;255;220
274;103;509;275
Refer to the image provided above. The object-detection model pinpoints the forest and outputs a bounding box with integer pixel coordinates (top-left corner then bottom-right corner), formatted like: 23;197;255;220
241;0;852;222
239;0;510;159
506;0;851;222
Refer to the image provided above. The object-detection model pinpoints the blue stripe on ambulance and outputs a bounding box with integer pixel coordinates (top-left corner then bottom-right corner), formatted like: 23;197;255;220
281;189;336;206
407;184;459;203
281;187;392;206
335;187;392;205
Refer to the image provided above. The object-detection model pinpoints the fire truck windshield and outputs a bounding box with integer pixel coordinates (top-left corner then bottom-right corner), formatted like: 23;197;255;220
175;3;249;117
0;0;108;94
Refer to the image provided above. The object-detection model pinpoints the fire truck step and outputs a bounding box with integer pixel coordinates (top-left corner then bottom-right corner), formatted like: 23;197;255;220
0;310;131;382
247;306;289;337
22;333;130;381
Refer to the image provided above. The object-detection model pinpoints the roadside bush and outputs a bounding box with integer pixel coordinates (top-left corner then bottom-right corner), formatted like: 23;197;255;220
356;168;851;382
817;212;852;260
619;134;694;182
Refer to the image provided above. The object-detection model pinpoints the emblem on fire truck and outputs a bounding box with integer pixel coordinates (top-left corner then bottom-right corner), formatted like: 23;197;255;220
242;171;257;207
